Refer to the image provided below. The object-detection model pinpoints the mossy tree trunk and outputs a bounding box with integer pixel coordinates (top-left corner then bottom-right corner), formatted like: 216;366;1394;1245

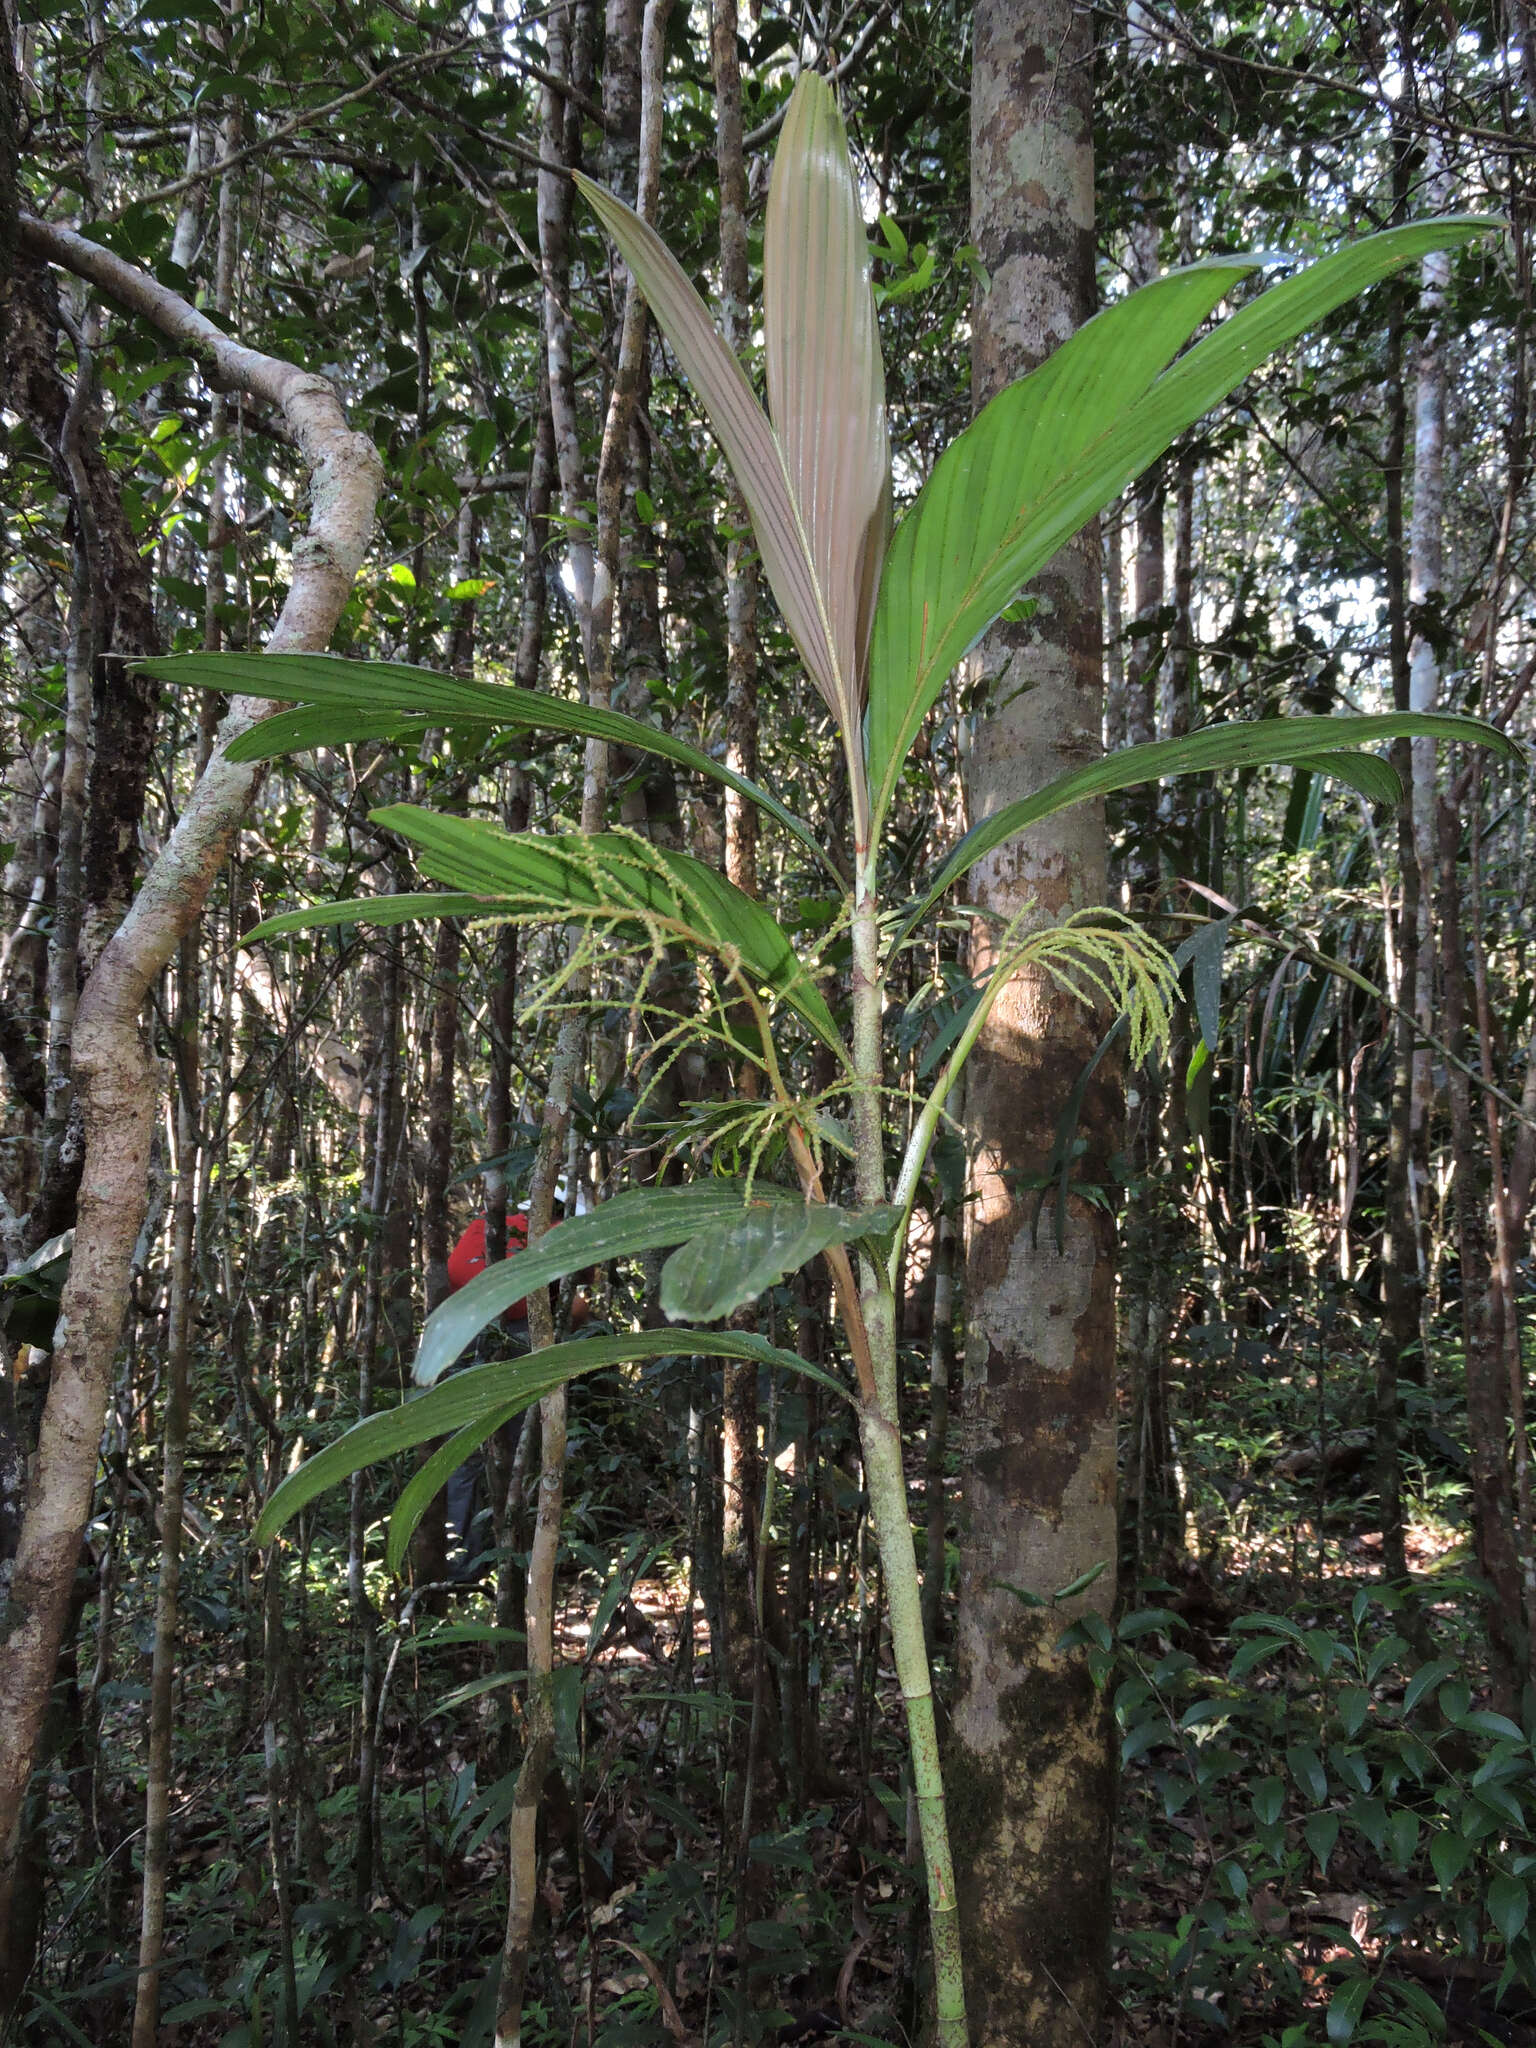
951;4;1119;2042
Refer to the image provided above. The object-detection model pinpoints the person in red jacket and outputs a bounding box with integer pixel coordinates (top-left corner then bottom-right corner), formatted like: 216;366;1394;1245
447;1211;533;1321
441;1202;588;1574
445;1207;590;1330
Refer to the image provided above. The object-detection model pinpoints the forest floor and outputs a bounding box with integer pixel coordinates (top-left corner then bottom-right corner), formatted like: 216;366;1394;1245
359;1504;1527;2048
34;1349;1536;2048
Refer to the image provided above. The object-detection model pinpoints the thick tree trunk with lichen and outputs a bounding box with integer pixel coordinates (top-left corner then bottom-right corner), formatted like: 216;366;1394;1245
951;5;1118;2043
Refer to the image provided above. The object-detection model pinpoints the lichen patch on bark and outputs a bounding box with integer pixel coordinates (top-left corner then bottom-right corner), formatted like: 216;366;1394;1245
974;1209;1095;1375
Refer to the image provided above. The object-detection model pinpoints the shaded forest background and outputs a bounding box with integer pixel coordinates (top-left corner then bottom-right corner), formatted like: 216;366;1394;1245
3;1;1536;2044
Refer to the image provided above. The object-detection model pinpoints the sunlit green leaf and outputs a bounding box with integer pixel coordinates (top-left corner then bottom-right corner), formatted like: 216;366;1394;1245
1295;750;1402;806
867;256;1258;821
385;1412;520;1573
660;1199;897;1323
144;651;830;875
867;217;1498;831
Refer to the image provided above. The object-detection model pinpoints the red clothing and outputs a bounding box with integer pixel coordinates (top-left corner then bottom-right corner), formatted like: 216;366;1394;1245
448;1213;530;1314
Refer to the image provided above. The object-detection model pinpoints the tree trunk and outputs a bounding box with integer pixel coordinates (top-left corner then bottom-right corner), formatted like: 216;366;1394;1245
3;244;162;1252
484;378;546;1638
952;6;1118;2043
350;928;401;1932
1103;503;1125;752
711;21;771;1951
1375;249;1418;1580
127;937;199;2048
1407;142;1451;1234
1438;796;1525;1702
496;10;672;2041
713;0;760;911
414;913;463;1600
922;1209;956;1656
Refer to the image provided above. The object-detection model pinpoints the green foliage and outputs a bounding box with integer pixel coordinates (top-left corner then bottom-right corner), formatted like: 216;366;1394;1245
0;1230;72;1352
250;814;846;1059
867;218;1497;832
142;84;1519;2048
658;1199;898;1323
20;14;1534;2043
1075;1592;1536;2039
414;1180;813;1385
897;711;1519;946
384;810;843;1051
256;1324;847;1545
148;650;830;872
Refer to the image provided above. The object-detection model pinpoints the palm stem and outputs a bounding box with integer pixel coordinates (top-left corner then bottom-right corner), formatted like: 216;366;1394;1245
858;1397;967;2048
844;860;968;2044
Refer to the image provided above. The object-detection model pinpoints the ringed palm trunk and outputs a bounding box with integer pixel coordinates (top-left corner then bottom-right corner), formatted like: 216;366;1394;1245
950;5;1120;2042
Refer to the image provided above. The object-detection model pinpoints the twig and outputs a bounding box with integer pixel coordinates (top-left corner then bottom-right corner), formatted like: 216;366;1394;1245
742;0;899;150
109;36;476;217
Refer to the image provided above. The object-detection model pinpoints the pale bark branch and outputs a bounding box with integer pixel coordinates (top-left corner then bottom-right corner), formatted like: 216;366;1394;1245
0;216;383;1897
